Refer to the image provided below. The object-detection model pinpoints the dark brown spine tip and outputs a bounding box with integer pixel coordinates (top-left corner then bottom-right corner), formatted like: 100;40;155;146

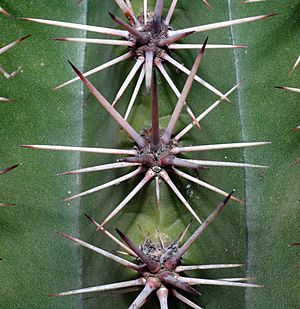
68;60;79;74
115;228;127;240
0;203;16;206
0;164;18;175
108;12;115;20
275;86;285;90
48;293;59;297
9;164;19;170
201;36;209;53
19;34;31;42
265;13;278;18
289;242;300;247
223;190;235;204
83;213;94;223
68;60;86;82
18;17;33;22
19;145;31;149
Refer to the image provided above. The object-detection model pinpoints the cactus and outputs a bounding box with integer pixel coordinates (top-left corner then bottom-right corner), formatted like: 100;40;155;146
0;1;299;309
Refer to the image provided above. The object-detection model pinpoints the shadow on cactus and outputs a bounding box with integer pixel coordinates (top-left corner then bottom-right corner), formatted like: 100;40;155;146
22;45;270;227
19;0;274;121
50;193;262;308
